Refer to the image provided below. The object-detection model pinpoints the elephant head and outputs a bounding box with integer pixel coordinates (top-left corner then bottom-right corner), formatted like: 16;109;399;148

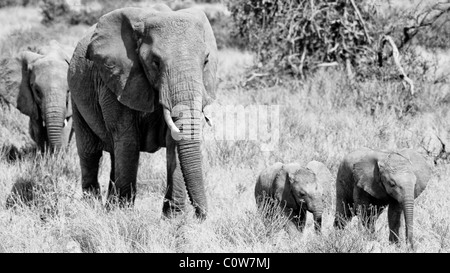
85;6;217;218
282;161;332;232
0;40;73;152
353;149;431;246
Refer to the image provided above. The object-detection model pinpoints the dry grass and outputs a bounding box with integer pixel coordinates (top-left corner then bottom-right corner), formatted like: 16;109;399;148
0;4;450;253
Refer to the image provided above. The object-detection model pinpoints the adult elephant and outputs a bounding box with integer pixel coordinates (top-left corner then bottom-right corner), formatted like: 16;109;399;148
0;40;73;151
67;5;217;220
334;148;431;248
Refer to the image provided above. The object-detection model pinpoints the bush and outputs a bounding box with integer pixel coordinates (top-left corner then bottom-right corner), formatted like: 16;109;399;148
68;0;146;26
40;0;71;25
228;0;450;80
0;26;56;57
228;0;378;77
0;0;40;8
39;0;241;49
41;0;142;26
414;12;450;50
206;7;245;49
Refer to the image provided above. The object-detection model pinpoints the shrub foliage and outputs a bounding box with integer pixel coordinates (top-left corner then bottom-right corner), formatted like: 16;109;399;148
228;0;450;78
229;0;377;77
0;0;40;8
40;0;138;25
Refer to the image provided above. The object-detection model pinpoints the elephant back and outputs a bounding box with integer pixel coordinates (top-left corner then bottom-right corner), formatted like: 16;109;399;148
68;25;96;97
255;162;284;201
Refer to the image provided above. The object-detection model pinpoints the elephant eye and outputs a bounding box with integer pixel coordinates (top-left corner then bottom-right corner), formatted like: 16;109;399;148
387;180;396;187
152;59;160;69
33;85;42;99
204;53;209;66
150;55;161;69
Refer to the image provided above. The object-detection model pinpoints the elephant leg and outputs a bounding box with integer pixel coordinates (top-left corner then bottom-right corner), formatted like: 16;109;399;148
388;202;402;244
282;206;298;235
99;90;140;208
106;140;140;207
334;180;354;229
163;129;187;218
72;103;102;199
107;152;115;195
355;189;383;233
334;196;353;229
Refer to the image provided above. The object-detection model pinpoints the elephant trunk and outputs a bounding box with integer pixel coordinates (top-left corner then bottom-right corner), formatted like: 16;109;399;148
178;138;207;219
45;105;65;151
42;85;67;151
312;205;323;233
403;192;415;248
164;68;207;220
305;195;323;232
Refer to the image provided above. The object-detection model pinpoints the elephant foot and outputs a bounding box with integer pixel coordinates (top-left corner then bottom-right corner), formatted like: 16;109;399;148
162;199;186;219
194;207;207;222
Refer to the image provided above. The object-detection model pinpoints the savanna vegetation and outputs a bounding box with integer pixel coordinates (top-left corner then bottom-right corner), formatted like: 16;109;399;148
0;0;449;253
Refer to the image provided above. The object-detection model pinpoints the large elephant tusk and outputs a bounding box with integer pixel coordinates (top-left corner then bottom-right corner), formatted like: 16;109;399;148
163;108;180;135
203;105;212;127
204;114;212;127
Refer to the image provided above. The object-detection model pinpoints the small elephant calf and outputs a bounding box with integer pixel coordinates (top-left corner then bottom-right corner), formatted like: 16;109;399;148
334;148;431;247
255;161;332;232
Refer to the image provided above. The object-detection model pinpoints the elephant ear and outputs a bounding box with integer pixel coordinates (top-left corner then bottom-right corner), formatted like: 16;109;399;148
179;8;218;109
86;7;158;113
399;149;431;197
0;51;41;117
37;40;72;64
282;163;305;207
306;160;333;186
353;155;388;199
272;164;289;202
306;160;332;204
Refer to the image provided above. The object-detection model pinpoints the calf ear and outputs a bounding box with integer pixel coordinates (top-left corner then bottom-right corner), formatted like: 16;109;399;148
399;149;431;196
17;52;42;117
353;156;388;199
0;52;41;117
306;161;333;186
273;165;288;202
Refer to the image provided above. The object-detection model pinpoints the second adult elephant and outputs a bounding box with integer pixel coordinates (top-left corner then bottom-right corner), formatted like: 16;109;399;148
0;40;73;151
334;148;431;247
68;5;217;219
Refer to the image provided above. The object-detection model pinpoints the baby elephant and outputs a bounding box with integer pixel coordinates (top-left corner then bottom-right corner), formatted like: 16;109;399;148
255;161;332;232
0;40;73;152
334;148;431;248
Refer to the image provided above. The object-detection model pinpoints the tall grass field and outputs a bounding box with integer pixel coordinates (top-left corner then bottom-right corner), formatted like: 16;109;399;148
0;1;450;253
